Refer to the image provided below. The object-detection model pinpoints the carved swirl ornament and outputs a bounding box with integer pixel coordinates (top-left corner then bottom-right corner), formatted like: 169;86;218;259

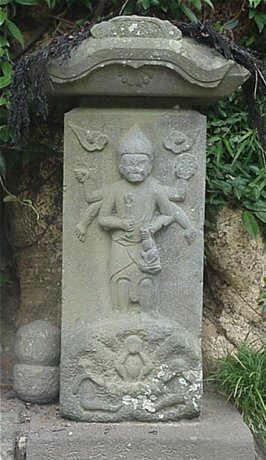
69;124;108;152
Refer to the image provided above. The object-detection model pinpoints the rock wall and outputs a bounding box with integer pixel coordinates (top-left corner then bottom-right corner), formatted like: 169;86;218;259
5;156;62;330
203;206;266;372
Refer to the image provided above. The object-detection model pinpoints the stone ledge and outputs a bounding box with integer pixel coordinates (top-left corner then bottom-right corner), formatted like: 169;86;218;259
26;392;255;460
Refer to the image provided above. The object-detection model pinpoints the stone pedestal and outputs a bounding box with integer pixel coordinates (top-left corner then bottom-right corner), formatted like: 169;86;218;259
25;393;255;459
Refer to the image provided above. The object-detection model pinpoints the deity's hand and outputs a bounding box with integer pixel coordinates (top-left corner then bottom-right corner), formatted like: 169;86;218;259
122;218;135;233
144;224;155;235
74;169;89;183
75;222;87;242
184;227;197;245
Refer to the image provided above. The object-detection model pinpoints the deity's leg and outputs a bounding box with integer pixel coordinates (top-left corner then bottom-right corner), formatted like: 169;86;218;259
139;275;158;313
110;276;130;312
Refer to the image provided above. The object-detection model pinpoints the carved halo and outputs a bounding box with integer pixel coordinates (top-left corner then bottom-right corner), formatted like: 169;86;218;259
174;154;197;180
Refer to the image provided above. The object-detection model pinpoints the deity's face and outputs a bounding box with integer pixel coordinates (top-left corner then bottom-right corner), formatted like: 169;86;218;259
119;153;153;183
126;335;142;354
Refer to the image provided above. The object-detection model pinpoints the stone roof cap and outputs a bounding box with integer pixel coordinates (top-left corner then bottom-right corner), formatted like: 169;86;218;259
47;16;249;104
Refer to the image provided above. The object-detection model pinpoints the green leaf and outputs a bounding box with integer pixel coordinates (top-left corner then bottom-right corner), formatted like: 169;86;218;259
180;3;198;22
0;125;10;142
3;194;17;202
255;211;266;224
122;0;135;14
249;0;262;7
242;201;266;211
0;35;9;47
203;0;214;8
80;0;92;9
254;12;266;33
0;8;7;25
0;74;12;89
0;0;11;5
0;97;8;106
6;20;24;47
15;0;38;4
140;0;150;9
223;18;239;30
248;8;256;19
1;60;12;76
192;0;202;11
242;211;260;238
0;151;6;174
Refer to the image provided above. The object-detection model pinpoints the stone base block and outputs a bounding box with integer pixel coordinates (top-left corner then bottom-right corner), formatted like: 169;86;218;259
26;392;255;460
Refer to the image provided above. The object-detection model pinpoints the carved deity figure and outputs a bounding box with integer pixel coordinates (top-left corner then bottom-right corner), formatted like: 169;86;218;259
115;335;152;382
75;125;197;313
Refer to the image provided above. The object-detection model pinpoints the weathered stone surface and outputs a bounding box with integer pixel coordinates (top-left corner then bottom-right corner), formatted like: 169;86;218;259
61;107;205;421
47;16;249;103
26;392;255;460
0;390;25;460
6;156;62;330
13;364;59;403
202;207;266;371
13;320;60;403
14;320;60;366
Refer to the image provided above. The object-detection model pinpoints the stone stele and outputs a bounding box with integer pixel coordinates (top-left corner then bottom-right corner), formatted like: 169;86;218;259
48;16;249;423
61;108;205;421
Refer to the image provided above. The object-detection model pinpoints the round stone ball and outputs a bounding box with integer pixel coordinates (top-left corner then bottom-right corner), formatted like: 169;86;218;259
14;320;60;366
13;364;59;403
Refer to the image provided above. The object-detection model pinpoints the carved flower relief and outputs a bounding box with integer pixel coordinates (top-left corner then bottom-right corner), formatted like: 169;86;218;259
163;130;191;155
174;154;197;180
69;124;108;152
117;68;153;88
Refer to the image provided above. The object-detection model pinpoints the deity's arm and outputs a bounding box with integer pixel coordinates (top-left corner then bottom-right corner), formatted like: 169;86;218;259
169;202;192;229
85;187;105;204
148;190;174;234
98;187;125;230
170;202;197;244
164;179;187;203
74;168;105;204
139;352;153;379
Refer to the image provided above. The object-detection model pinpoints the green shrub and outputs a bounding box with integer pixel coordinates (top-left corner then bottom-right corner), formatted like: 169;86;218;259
203;92;266;240
215;343;266;439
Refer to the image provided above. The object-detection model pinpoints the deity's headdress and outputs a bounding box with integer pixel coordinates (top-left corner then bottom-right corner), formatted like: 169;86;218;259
117;124;153;158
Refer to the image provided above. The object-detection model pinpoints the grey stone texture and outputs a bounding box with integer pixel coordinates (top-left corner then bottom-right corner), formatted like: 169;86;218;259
48;16;249;104
25;392;255;460
203;206;266;372
61;107;206;421
0;391;25;460
14;320;60;366
13;364;59;403
13;320;60;403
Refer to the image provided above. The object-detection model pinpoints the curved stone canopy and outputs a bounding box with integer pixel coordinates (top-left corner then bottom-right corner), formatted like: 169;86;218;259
47;16;249;104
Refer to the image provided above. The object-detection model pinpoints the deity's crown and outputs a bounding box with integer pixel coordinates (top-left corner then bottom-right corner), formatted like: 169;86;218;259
117;124;153;157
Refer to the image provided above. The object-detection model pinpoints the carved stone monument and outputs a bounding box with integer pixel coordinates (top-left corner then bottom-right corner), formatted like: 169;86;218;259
61;111;204;421
27;14;255;460
47;16;249;423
